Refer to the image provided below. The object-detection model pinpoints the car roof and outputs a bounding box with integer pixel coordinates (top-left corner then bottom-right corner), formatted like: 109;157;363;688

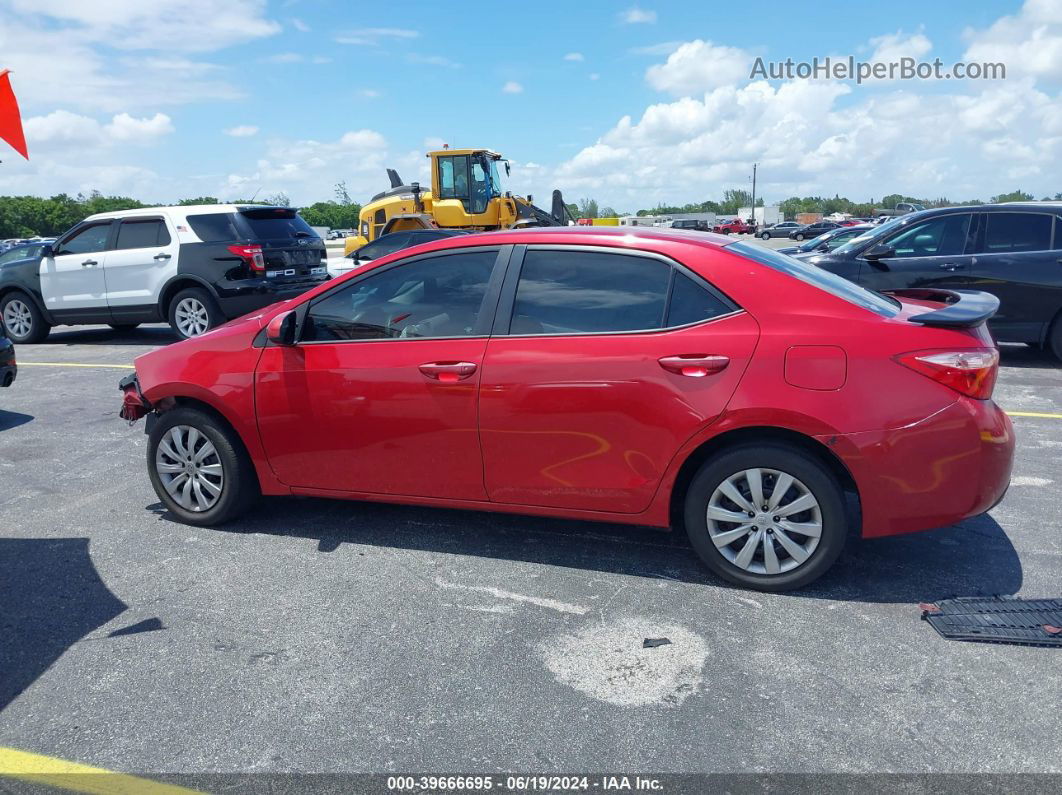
82;204;285;222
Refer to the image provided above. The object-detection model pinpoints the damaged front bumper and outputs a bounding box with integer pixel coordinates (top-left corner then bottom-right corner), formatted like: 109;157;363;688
118;372;151;423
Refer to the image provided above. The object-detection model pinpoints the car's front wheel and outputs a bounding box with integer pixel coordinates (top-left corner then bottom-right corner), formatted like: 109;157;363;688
1;291;51;343
684;444;848;591
168;287;222;339
794;233;805;241
760;232;770;240
147;407;258;526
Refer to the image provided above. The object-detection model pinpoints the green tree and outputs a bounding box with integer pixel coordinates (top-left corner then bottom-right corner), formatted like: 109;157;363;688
577;197;599;219
176;196;220;205
990;189;1033;203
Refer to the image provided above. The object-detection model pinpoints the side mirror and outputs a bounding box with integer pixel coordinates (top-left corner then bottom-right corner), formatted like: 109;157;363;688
41;244;54;258
863;243;895;260
266;310;297;346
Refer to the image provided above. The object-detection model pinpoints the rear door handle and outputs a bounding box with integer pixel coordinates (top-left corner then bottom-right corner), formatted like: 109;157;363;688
418;361;478;382
658;354;730;377
81;259;97;267
153;253;172;261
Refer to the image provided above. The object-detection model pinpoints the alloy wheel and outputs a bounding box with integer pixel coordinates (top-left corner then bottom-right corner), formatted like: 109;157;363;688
155;425;224;512
175;297;209;337
3;299;32;338
706;467;822;576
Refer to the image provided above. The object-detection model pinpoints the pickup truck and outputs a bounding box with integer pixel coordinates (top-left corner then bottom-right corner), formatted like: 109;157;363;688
712;218;753;235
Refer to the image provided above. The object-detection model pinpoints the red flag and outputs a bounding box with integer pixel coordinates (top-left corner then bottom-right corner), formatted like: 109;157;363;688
0;69;28;160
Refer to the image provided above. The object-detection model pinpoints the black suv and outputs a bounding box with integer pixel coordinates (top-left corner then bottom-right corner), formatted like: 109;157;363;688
0;204;329;342
804;203;1062;358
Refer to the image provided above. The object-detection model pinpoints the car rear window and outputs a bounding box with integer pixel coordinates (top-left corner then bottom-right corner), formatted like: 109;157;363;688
237;208;318;240
983;213;1053;253
187;213;240;243
729;241;900;318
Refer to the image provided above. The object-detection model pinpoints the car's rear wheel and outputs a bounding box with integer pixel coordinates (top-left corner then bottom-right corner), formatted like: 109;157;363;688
1;291;51;343
147;406;258;526
1048;313;1062;361
168;287;221;339
760;232;770;240
794;233;805;241
684;444;847;591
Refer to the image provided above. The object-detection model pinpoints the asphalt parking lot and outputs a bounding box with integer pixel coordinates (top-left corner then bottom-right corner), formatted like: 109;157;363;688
2;237;1062;781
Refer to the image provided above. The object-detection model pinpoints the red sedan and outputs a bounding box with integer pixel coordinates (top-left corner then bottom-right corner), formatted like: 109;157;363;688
120;227;1013;591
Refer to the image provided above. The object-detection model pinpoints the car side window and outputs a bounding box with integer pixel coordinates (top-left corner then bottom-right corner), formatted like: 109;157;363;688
510;250;670;334
304;250;498;342
983;213;1053;253
886;214;972;258
56;223;111;256
356;234;409;260
115;219;170;250
667;271;732;326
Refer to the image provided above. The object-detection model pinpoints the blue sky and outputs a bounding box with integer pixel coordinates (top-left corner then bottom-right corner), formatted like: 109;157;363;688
1;0;1058;212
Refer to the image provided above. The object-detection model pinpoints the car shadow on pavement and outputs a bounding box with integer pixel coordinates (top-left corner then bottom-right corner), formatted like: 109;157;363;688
0;538;128;713
43;326;177;347
997;343;1059;369
0;410;33;432
149;496;1022;605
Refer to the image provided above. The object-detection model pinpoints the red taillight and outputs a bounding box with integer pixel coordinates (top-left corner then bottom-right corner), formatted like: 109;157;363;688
895;348;999;400
227;243;265;272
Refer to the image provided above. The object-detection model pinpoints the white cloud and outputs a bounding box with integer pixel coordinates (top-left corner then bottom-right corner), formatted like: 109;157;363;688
312;56;332;65
630;41;682;56
503;81;524;94
645;40;753;96
424;137;447;149
868;29;933;64
589;73;600;81
225;125;260;137
360;89;381;98
621;7;657;24
407;53;461;68
564;52;585;62
25;110;174;149
290;17;310;32
963;0;1062;80
335;27;419;46
263;52;302;63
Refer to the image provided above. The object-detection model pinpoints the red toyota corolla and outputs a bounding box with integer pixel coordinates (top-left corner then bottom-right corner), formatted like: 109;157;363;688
119;227;1013;591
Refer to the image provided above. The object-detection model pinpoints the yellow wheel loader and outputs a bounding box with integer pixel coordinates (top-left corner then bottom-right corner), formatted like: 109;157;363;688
343;147;572;255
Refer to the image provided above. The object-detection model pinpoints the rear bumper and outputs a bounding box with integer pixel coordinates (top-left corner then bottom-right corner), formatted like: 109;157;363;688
213;275;329;319
819;398;1015;538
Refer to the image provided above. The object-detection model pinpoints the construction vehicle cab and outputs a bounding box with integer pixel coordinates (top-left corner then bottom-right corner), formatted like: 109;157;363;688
345;147;569;255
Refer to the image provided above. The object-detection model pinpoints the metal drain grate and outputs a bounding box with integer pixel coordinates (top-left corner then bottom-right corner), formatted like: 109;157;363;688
920;596;1062;647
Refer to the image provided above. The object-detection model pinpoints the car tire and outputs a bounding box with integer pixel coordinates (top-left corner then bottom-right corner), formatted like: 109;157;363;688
168;287;222;340
760;232;770;240
109;323;140;332
1;291;51;343
684;443;848;592
794;233;805;241
1048;313;1062;361
147;406;259;526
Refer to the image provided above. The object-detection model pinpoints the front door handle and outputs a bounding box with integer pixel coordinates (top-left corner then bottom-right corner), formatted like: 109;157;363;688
658;354;730;377
938;262;966;271
153;253;172;261
81;259;97;267
418;361;477;382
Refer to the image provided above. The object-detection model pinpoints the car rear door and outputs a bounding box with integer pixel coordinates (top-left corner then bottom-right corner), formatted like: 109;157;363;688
969;211;1061;343
103;216;178;321
39;222;113;317
478;244;759;514
858;213;978;293
255;245;508;499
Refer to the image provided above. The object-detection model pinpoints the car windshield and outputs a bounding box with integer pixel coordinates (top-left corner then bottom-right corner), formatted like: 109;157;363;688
729;241;900;318
799;231;835;251
830;216;907;255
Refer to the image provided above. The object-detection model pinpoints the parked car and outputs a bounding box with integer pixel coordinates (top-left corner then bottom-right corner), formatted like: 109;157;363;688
0;204;329;344
327;229;470;277
789;221;841;241
0;241;48;268
758;222;802;239
671;219;710;232
712;219;753;235
805;203;1062;358
119;226;1012;592
776;224;873;257
0;332;14;387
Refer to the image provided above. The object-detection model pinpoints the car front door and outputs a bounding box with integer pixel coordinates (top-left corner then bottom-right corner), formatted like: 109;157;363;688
254;246;507;499
857;213;978;293
39;222;114;317
969;211;1061;343
104;216;179;321
478;245;759;514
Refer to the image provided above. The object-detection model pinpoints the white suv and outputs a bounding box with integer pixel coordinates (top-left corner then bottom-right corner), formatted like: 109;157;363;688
0;204;329;343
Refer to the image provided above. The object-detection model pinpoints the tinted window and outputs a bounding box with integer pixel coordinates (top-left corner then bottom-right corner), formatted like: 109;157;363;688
887;214;972;258
115;219;170;250
667;272;731;326
237;209;317;240
355;234;409;260
983;213;1053;253
510;250;670;335
729;242;900;319
188;213;240;243
58;224;110;255
305;250;497;341
0;245;40;264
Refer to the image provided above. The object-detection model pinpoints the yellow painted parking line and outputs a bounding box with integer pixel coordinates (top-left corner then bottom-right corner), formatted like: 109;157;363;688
1006;410;1062;419
0;747;201;794
19;362;133;369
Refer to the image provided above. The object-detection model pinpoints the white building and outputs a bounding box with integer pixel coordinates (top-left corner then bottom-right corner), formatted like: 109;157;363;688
738;205;782;226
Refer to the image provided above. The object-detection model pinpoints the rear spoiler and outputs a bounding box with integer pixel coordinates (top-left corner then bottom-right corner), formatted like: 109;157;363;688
885;288;1000;329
